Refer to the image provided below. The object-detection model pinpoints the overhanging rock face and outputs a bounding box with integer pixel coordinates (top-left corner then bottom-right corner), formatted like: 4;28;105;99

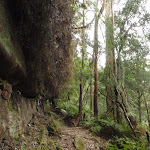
0;0;26;83
0;0;73;145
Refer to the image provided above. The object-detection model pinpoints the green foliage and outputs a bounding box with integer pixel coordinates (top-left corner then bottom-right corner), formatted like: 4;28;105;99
57;100;79;117
113;0;150;131
107;136;149;150
63;0;150;148
56;98;93;120
83;117;132;138
47;118;61;137
21;146;27;150
122;0;142;16
37;138;56;150
44;102;52;116
71;0;95;28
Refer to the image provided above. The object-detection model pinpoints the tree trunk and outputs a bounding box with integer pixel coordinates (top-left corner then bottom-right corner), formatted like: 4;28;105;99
93;0;99;117
90;54;94;111
90;0;105;115
144;95;150;128
137;90;142;123
75;0;85;126
113;76;137;131
105;0;123;123
105;0;119;121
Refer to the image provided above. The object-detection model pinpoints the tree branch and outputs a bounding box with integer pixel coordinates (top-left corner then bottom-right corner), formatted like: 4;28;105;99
72;0;105;29
72;17;95;29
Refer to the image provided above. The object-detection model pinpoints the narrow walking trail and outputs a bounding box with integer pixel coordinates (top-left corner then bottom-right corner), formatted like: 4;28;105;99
54;126;108;150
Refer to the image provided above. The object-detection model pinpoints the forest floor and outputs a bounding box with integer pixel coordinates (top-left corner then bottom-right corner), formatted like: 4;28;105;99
53;125;108;150
0;109;109;150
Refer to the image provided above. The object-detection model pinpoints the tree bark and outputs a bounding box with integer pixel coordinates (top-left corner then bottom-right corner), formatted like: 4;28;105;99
105;0;118;120
93;0;99;117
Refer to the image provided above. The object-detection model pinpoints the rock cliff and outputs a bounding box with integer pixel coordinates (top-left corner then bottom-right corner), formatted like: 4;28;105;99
0;0;73;143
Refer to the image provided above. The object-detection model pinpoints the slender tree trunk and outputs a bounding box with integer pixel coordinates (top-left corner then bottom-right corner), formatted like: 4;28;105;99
137;100;141;123
116;52;124;123
93;0;99;117
75;79;88;105
137;90;142;123
144;95;150;128
75;0;85;126
83;83;90;102
90;0;105;114
90;54;94;111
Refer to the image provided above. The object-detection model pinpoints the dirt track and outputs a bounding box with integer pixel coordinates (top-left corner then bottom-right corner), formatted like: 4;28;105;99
54;126;107;150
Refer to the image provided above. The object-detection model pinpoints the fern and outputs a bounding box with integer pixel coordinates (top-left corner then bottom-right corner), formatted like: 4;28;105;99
107;136;149;150
56;100;79;117
91;126;102;134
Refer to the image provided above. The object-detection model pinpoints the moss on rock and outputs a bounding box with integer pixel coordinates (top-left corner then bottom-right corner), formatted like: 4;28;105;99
74;136;85;150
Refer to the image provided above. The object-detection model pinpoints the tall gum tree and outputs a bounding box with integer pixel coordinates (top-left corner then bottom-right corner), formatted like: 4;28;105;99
105;0;120;121
105;0;138;130
75;0;85;126
93;0;99;117
90;0;105;114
